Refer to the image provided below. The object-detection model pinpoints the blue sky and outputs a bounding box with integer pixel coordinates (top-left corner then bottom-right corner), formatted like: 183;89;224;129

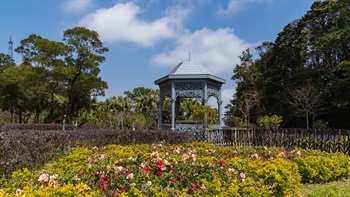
0;0;315;108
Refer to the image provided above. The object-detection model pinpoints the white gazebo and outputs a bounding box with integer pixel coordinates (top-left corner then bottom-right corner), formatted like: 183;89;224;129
155;60;226;131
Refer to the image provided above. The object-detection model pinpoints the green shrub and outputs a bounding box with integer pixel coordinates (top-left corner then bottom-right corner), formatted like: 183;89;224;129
295;151;350;183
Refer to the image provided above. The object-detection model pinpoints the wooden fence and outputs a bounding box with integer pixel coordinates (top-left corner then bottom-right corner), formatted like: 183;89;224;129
191;128;350;154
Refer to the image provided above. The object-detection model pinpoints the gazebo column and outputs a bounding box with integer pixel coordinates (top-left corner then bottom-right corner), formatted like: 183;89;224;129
159;90;163;130
202;82;208;128
218;90;224;128
171;82;176;131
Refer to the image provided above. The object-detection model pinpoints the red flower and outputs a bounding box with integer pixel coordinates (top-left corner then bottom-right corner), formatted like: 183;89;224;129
227;153;232;158
171;178;177;183
101;175;108;183
156;160;163;167
94;172;99;177
144;167;150;173
172;169;178;174
219;159;226;166
154;168;162;176
77;172;83;177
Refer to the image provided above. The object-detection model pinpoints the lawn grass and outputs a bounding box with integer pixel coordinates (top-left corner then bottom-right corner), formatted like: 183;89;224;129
299;178;350;197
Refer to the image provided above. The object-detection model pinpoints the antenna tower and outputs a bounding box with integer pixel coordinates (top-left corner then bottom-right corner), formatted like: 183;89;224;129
8;36;13;60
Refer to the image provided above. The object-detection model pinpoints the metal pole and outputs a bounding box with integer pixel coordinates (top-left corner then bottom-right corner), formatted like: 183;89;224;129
62;115;66;155
62;115;66;132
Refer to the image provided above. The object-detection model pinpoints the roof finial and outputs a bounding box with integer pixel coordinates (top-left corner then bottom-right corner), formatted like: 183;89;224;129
189;52;191;61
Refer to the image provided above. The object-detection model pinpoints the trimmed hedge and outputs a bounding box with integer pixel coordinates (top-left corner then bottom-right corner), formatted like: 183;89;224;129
0;129;194;178
0;123;77;132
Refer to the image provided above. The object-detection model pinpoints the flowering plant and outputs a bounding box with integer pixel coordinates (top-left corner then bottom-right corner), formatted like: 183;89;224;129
1;142;350;196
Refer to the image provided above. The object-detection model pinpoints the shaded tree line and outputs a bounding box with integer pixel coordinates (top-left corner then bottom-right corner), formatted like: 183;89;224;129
225;0;350;129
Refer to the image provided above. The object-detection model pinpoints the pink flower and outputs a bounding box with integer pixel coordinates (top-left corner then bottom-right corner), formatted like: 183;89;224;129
126;173;134;179
240;172;246;181
228;168;235;174
251;154;259;160
38;173;49;184
145;181;152;186
182;153;189;161
296;151;302;157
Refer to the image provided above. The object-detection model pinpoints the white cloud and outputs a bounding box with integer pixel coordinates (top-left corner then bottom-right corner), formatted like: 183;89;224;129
78;2;187;47
150;28;251;75
217;0;271;15
62;0;92;13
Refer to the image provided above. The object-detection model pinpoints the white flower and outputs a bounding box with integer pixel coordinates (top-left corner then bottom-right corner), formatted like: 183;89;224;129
129;183;136;187
50;174;58;181
15;189;22;195
115;166;123;171
191;154;196;162
146;181;152;186
163;159;171;166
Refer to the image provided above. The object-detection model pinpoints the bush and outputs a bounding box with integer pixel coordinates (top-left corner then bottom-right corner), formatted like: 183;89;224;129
294;150;350;184
0;129;194;179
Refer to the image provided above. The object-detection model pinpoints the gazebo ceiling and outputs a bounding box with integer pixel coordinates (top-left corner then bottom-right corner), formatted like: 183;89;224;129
155;60;226;85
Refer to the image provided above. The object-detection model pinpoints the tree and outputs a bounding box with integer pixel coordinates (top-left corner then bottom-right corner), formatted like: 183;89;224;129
63;27;109;124
124;87;159;129
226;49;262;127
287;83;323;129
229;0;350;128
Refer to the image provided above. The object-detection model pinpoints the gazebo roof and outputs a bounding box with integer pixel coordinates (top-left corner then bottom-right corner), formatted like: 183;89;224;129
155;60;226;85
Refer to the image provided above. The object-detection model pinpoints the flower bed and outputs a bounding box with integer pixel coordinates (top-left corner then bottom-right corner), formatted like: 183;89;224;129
1;143;350;196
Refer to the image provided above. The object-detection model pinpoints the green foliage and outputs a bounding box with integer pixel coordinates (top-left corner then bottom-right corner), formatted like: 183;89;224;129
192;104;219;126
233;116;249;128
257;115;283;129
313;120;329;129
228;0;350;128
294;151;350;184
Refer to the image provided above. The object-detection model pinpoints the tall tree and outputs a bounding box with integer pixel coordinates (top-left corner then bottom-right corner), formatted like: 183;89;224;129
63;27;109;124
